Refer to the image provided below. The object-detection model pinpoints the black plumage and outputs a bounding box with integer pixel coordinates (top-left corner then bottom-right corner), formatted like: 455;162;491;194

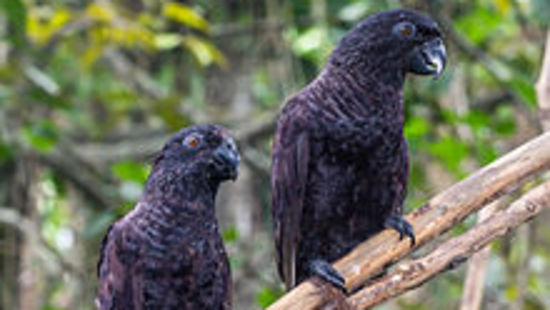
96;124;240;310
271;9;446;290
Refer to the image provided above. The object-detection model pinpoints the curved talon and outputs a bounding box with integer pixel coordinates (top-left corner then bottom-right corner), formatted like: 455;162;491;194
309;259;347;292
384;215;416;246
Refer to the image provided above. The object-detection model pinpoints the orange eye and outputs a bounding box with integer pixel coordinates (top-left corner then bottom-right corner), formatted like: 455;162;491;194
400;26;413;37
394;22;416;38
184;136;200;148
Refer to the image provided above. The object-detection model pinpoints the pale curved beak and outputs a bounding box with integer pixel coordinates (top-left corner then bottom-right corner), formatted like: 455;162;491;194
408;38;446;78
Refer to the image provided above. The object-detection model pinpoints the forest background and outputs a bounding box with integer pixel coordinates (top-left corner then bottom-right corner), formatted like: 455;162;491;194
1;0;550;309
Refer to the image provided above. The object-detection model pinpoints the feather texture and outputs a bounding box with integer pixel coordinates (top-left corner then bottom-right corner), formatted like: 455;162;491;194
271;9;445;289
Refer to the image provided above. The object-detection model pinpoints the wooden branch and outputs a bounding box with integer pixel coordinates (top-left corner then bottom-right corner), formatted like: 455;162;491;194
267;132;550;310
348;180;550;309
536;30;550;131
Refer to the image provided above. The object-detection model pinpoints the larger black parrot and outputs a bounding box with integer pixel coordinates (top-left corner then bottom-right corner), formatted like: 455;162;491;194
271;9;446;290
96;124;240;310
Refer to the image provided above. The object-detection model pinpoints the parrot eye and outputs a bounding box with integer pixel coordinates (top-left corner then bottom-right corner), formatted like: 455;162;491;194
183;135;201;148
393;22;416;38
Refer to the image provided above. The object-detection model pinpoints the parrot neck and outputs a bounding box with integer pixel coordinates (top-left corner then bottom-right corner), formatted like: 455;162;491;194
312;63;405;116
326;58;406;91
143;166;218;213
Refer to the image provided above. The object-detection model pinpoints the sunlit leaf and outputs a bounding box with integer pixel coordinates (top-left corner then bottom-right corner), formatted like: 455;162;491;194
494;0;511;14
291;27;326;57
404;116;430;139
163;2;210;33
86;3;114;23
222;226;239;243
111;161;150;183
338;2;370;22
80;44;104;69
182;35;227;68
28;8;71;44
154;33;183;50
256;287;284;308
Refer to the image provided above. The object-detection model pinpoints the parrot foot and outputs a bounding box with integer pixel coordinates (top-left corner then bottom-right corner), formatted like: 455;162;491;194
309;259;346;292
384;215;416;246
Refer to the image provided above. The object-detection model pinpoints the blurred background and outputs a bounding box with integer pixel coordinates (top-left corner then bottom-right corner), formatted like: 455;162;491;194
1;0;550;309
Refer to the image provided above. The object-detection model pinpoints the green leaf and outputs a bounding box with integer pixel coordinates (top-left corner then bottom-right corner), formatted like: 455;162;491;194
154;33;183;50
507;76;536;107
0;141;12;162
404;116;430;139
492;105;516;136
222;226;239;244
455;7;502;44
464;110;490;132
21;120;59;153
256;287;284;308
182;35;227;68
111;161;150;183
163;2;210;33
291;27;326;57
0;0;26;47
338;2;370;22
428;136;468;176
474;140;498;165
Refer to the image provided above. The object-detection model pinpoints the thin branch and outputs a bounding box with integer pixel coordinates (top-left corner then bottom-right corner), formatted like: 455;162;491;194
38;150;123;209
268;132;550;310
460;199;501;310
348;180;550;309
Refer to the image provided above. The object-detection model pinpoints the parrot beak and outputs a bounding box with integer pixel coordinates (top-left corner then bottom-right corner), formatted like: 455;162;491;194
212;138;240;181
408;38;446;78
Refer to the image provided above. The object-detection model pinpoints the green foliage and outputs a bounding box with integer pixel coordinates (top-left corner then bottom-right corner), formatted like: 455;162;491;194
0;0;26;47
428;136;468;176
163;2;210;33
222;226;239;244
256;287;284;308
455;6;504;44
21;121;59;153
111;161;150;184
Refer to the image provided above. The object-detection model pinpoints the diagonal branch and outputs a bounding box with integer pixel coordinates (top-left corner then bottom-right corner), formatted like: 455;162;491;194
349;180;550;309
268;131;550;310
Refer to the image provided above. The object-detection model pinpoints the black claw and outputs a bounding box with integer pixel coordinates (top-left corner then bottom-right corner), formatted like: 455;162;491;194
309;259;346;292
384;215;416;246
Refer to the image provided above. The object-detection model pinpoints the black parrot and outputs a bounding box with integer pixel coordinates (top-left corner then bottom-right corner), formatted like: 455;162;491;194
271;9;446;290
96;124;240;310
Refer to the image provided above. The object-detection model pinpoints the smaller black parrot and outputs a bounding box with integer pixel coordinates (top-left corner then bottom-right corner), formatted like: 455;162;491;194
96;124;240;310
